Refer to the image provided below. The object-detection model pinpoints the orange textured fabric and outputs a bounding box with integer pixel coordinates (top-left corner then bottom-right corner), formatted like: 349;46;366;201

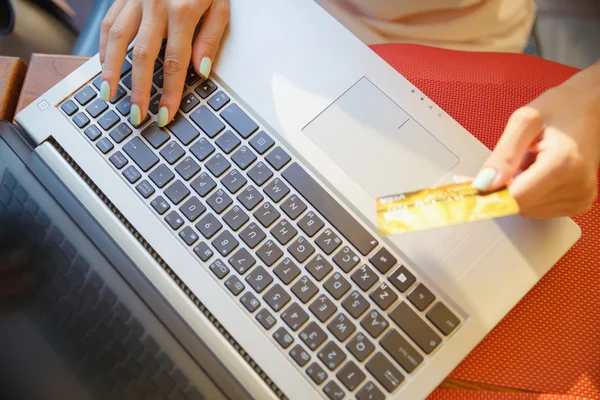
429;390;593;400
369;43;600;398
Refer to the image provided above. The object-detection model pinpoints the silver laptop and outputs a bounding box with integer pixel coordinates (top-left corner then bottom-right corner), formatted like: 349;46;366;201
13;1;580;399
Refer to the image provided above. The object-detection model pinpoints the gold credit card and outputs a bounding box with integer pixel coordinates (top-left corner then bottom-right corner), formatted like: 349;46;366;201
376;182;519;235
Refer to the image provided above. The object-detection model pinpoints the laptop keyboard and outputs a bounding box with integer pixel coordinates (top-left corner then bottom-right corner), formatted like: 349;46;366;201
0;172;205;400
57;49;462;399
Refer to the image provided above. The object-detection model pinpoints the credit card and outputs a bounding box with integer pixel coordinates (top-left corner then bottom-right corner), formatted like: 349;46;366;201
376;182;519;235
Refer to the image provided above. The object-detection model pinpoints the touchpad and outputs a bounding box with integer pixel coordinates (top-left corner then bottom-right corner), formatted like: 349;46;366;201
302;77;459;198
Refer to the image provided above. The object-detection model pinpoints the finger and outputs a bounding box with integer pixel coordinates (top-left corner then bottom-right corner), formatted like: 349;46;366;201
191;0;230;79
99;0;127;64
508;155;557;212
100;1;143;101
158;4;206;127
129;5;168;127
472;107;544;192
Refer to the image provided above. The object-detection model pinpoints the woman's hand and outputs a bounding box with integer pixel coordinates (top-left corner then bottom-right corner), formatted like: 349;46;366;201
472;61;600;218
99;0;230;127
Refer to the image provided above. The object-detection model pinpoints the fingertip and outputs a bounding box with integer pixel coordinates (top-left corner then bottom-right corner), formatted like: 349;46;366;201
100;80;111;102
158;106;170;127
199;56;212;78
130;104;142;126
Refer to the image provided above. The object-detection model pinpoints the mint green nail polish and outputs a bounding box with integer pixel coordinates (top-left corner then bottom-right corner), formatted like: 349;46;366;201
199;57;212;78
100;81;111;101
130;104;141;126
472;168;497;190
158;106;169;127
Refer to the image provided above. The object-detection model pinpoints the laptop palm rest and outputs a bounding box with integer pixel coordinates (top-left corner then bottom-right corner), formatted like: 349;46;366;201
303;77;460;198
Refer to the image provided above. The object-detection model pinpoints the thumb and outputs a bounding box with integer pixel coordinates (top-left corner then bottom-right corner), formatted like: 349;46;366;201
472;107;544;192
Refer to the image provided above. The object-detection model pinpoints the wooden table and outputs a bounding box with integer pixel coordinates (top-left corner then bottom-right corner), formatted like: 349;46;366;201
1;53;533;396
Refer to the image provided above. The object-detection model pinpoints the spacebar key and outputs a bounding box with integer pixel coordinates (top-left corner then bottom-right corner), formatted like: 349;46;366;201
281;162;378;256
123;137;159;172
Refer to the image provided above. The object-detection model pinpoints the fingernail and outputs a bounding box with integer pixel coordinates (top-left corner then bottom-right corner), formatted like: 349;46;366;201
130;104;141;126
100;80;111;101
472;168;497;190
199;57;212;78
158;106;169;127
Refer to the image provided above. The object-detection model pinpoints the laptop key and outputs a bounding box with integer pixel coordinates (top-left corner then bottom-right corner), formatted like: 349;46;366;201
116;95;131;116
239;222;266;249
110;84;127;104
110;150;129;169
190;105;225;138
248;131;274;155
356;382;385;400
178;226;199;246
228;247;256;274
346;332;375;362
315;229;342;255
215;130;240;153
231;145;257;170
282;163;378;256
190;137;215;162
289;344;311;367
300;321;328;351
185;66;201;86
221;103;258;139
98;110;120;130
366;353;404;393
237;185;263;210
271;219;297;245
205;153;231;177
221;169;247;194
273;327;295;349
309;294;337;322
86;98;107;118
123;165;142;183
263;178;289;203
224;275;245;296
164;211;184;230
323;381;345;400
327;313;356;342
281;303;309;331
408;283;435;311
120;59;132;76
291;275;318;304
122;73;132;89
209;259;229;279
380;329;423;373
180;92;200;113
298;211;324;238
337;361;366;391
96;137;114;154
109;122;133;143
263;283;290;312
255;308;276;330
247;161;273;186
324;272;351;300
342;290;370;319
333;246;360;273
318;341;346;371
240;291;260;312
149;164;175;188
256;239;283;266
175;156;201;181
281;195;306;220
207;188;232;214
193;242;213;262
273;257;300;285
74;86;97;105
190;172;216;197
123;137;159;172
73;112;90;128
195;79;217;99
306;362;328;385
351;265;379;292
370;282;398;311
426;302;460;336
212;230;239;256
180;196;206;222
388;265;416;293
141;122;169;149
288;236;315;263
164;180;190;205
361;310;389;339
265;147;291;171
149;93;162;114
84;125;102;141
389;302;441;354
254;202;280;228
306;254;333;281
61;99;78;115
136;180;155;199
208;91;230;111
370;248;397;274
223;205;249;231
160;140;185;165
168;112;200;145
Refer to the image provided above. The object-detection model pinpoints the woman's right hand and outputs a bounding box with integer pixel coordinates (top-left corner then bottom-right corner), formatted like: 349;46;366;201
98;0;230;128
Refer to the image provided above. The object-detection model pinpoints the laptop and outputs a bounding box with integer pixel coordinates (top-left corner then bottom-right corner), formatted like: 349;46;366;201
9;1;581;399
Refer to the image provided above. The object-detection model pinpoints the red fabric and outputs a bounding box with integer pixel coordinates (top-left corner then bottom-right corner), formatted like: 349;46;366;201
369;43;600;399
